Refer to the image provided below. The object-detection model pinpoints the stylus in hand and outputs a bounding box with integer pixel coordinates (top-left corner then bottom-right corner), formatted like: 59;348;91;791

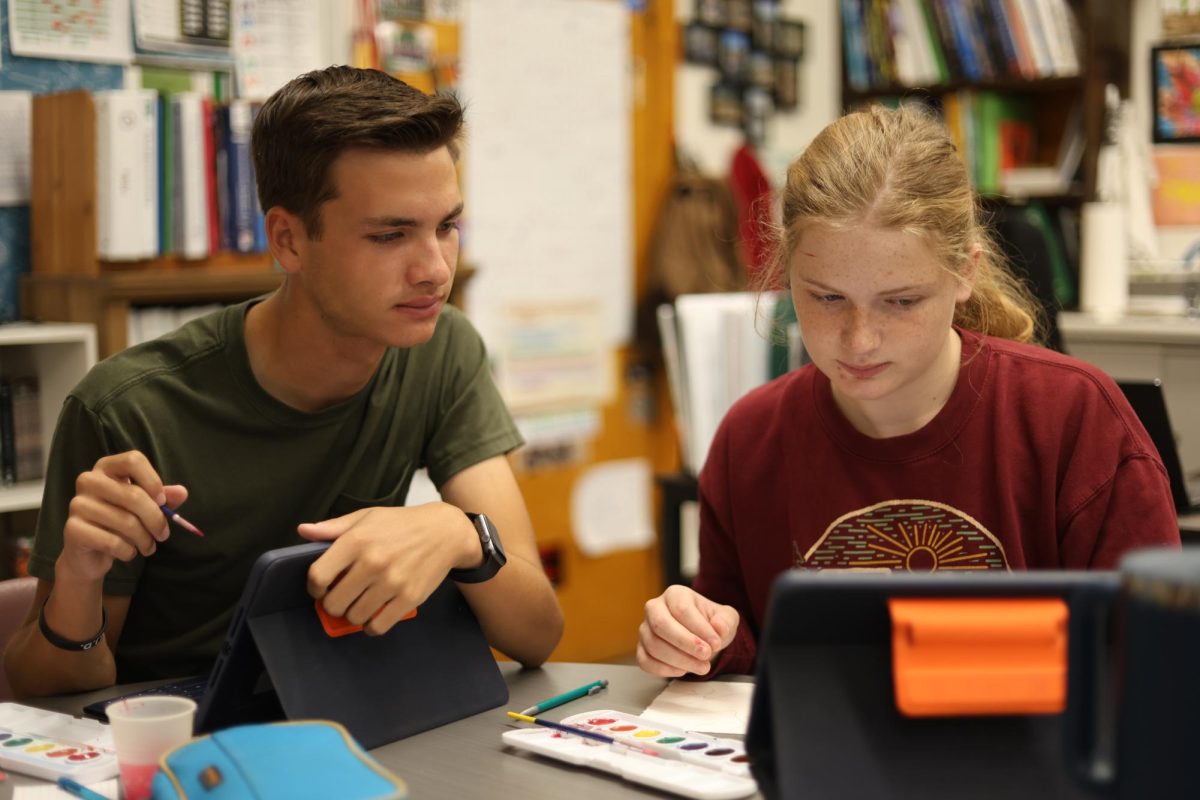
161;504;205;537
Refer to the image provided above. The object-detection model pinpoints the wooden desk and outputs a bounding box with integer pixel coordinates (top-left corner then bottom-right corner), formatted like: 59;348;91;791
5;662;760;800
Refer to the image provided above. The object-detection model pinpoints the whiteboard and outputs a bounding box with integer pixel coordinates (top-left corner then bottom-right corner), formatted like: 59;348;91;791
461;0;632;348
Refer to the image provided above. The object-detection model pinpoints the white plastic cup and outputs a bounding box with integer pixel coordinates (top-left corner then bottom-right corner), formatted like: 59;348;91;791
106;695;197;800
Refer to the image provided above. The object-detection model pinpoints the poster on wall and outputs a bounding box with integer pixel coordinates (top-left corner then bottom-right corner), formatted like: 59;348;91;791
1151;146;1200;225
7;0;133;63
1152;43;1200;143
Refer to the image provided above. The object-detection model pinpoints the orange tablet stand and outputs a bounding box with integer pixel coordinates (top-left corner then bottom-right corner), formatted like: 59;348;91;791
888;597;1067;717
314;600;416;638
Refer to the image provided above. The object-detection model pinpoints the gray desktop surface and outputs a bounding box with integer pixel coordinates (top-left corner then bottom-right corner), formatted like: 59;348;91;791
8;662;759;799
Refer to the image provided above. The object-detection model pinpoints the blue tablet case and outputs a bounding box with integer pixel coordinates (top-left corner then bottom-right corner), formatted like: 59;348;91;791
193;542;508;749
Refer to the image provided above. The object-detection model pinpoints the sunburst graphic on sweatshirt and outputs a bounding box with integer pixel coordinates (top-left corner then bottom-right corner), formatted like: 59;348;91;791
798;500;1010;572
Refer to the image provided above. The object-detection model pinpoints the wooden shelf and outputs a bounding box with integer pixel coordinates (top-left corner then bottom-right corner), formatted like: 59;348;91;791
22;267;283;358
0;323;97;512
843;75;1084;103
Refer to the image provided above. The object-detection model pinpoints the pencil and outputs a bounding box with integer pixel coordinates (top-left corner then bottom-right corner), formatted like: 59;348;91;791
161;504;204;537
57;777;108;800
518;678;608;716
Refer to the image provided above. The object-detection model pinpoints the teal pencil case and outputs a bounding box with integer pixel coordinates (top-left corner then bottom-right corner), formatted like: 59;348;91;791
151;720;408;799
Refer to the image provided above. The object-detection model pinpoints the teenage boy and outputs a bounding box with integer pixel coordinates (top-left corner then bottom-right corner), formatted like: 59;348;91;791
5;67;564;696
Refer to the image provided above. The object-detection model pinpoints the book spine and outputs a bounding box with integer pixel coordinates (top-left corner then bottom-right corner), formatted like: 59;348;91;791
175;92;210;260
203;97;220;256
228;100;257;253
11;378;42;482
140;91;160;258
213;104;233;253
249;102;267;253
0;379;15;487
916;0;951;82
842;0;872;92
928;0;964;80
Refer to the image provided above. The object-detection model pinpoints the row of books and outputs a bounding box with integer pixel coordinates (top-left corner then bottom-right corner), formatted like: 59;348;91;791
126;304;225;348
95;88;266;262
842;0;1082;92
0;378;42;487
939;91;1083;196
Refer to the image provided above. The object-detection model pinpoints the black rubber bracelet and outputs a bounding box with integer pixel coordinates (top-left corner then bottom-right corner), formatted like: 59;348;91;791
38;596;106;652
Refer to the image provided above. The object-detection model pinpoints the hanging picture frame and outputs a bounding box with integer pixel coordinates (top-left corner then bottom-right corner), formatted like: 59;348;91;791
1152;43;1200;143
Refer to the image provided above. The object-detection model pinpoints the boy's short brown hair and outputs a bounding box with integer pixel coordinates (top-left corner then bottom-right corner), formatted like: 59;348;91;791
252;66;464;239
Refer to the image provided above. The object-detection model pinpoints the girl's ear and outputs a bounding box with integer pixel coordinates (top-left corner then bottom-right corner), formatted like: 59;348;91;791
956;243;981;304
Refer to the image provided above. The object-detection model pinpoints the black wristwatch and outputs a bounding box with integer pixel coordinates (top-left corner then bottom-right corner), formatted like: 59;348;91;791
449;512;507;583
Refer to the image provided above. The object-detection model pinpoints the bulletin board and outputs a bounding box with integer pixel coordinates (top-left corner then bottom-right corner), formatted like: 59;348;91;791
460;0;633;350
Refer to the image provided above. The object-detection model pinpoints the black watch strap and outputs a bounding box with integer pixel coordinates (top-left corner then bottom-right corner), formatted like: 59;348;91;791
450;511;507;584
38;597;107;652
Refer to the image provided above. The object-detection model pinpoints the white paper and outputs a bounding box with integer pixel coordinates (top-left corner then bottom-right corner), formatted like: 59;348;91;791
14;779;120;799
233;0;324;100
494;301;614;412
570;458;654;557
514;407;602;448
462;0;632;349
8;0;132;63
675;293;772;474
14;779;119;799
641;680;755;736
0;91;32;206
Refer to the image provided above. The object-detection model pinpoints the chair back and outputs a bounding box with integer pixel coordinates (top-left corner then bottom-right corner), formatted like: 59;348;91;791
0;576;37;701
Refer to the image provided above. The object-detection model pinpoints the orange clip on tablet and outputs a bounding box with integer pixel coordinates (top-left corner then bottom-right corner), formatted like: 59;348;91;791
314;600;417;638
888;597;1067;717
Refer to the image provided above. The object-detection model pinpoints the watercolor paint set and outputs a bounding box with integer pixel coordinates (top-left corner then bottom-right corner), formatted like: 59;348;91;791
0;702;119;784
501;708;757;799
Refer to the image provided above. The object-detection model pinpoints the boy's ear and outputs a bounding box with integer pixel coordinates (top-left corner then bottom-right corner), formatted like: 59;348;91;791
266;207;305;274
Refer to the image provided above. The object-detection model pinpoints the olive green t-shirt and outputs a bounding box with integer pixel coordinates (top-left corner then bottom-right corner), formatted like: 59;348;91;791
28;299;522;681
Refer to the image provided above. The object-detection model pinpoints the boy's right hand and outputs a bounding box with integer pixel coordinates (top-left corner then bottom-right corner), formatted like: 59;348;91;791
59;451;188;582
637;584;739;678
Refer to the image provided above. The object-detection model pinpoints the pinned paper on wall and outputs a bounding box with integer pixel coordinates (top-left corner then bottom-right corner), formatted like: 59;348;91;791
0;92;31;206
570;458;655;557
494;300;615;413
8;0;133;63
232;0;324;99
461;0;632;349
1152;146;1200;225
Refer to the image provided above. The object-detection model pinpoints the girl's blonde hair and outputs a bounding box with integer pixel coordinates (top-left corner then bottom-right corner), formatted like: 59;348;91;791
759;103;1043;343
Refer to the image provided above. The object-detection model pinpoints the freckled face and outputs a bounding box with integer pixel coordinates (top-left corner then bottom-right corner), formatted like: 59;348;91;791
295;146;462;350
789;224;972;420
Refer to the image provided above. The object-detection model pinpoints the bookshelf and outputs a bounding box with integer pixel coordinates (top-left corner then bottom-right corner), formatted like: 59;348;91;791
0;323;97;513
22;88;479;359
22;89;283;358
22;267;282;359
838;0;1132;203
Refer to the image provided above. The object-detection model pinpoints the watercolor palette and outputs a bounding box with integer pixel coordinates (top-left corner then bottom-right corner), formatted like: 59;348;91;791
0;702;119;784
502;708;757;799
